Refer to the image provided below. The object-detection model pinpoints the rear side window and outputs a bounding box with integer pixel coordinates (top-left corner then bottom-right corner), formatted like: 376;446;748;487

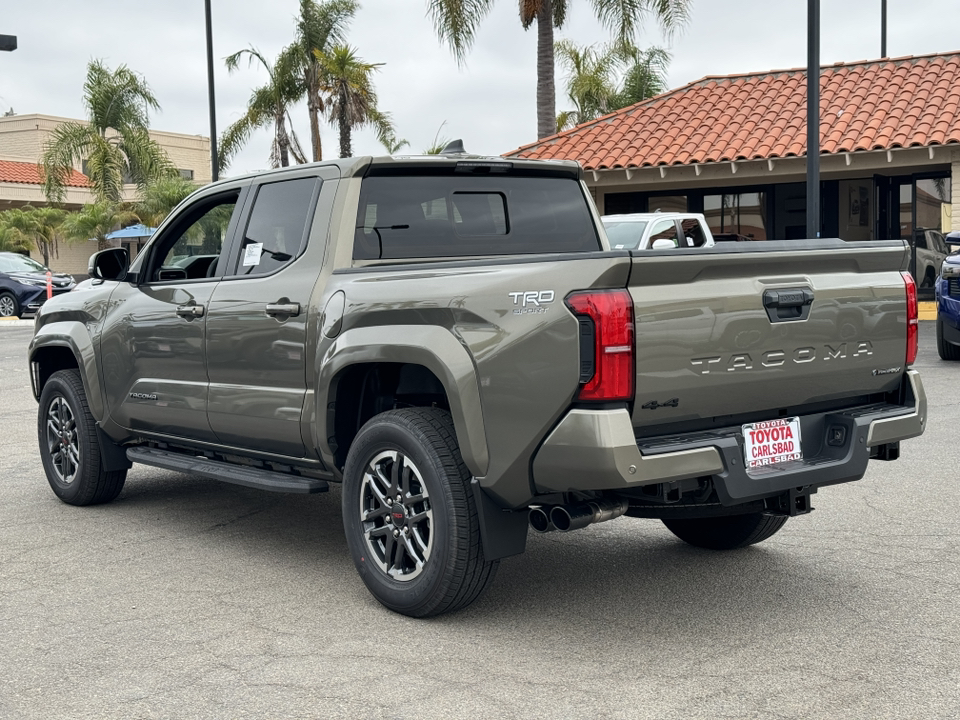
354;174;600;259
232;177;319;276
680;219;707;247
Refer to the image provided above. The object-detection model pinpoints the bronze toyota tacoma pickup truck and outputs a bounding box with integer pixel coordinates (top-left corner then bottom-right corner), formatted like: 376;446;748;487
29;153;926;617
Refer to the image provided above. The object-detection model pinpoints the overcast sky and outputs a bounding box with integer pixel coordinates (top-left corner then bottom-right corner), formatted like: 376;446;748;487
2;1;957;176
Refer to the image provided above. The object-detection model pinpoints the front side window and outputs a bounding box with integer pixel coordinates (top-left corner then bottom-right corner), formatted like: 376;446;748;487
648;219;680;247
232;177;319;277
354;173;599;259
151;193;238;282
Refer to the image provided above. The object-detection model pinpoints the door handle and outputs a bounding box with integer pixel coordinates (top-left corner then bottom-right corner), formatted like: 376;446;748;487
265;302;300;317
176;304;205;319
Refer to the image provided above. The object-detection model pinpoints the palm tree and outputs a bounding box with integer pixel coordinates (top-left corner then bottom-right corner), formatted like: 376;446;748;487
280;0;359;162
220;48;307;172
61;202;139;252
556;41;670;131
41;60;173;204
611;45;671;108
0;207;66;267
135;176;198;227
314;45;394;158
555;40;621;130
427;0;691;140
422;121;451;154
0;218;32;254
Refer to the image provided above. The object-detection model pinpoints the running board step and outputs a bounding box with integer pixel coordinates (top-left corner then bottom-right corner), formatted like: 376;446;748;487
126;447;329;494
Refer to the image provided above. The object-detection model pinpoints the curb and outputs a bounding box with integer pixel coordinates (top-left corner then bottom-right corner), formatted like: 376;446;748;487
0;318;35;328
918;301;936;321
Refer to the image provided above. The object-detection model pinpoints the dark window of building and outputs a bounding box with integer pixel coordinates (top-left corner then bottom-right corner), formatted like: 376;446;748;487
604;192;646;215
649;195;687;213
704;192;769;240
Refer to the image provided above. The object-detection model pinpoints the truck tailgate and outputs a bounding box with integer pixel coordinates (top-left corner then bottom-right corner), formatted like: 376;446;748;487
628;240;910;432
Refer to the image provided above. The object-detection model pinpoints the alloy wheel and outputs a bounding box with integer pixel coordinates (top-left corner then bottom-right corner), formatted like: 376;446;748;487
0;295;15;317
359;450;434;581
46;396;80;484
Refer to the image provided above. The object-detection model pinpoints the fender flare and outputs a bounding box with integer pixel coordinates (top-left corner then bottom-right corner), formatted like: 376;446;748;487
316;325;489;477
29;321;106;422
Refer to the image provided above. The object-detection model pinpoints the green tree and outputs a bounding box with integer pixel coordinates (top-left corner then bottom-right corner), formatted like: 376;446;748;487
314;44;395;158
280;0;359;162
556;41;670;131
135;176;198;227
0;207;67;267
0;218;32;254
611;45;670;108
427;0;691;140
61;202;138;252
220;48;307;172
41;60;173;204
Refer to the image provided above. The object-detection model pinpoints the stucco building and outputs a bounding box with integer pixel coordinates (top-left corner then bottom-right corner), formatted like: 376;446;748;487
507;51;960;287
0;113;210;276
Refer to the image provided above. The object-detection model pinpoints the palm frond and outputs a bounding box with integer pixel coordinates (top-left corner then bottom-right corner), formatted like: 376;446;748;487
426;0;496;64
588;0;691;45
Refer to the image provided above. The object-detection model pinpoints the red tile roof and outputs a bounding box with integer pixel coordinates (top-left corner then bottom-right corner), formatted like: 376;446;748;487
0;159;90;188
505;51;960;170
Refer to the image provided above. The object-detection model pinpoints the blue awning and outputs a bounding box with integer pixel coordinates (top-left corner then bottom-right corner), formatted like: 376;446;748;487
106;224;156;240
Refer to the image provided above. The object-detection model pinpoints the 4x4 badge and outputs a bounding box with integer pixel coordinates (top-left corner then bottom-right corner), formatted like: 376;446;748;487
641;398;679;410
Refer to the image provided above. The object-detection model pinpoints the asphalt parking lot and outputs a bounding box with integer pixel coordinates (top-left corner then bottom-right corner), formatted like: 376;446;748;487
0;322;957;720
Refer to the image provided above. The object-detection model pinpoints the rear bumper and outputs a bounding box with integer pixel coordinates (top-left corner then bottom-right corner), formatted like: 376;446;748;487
532;370;926;505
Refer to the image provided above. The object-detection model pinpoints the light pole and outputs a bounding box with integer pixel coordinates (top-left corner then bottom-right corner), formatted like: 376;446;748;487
881;0;888;58
806;0;820;239
0;35;17;52
204;0;219;182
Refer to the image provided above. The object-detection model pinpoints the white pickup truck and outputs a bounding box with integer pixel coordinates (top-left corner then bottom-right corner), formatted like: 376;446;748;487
602;212;715;250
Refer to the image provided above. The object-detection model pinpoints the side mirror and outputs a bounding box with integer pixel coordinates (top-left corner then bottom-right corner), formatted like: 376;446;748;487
651;238;678;250
88;247;129;281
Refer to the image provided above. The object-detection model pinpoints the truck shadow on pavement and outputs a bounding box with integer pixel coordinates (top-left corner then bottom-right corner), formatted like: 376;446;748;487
109;468;849;642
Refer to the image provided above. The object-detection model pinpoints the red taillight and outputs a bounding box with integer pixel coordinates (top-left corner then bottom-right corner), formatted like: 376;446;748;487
565;290;635;402
901;271;918;366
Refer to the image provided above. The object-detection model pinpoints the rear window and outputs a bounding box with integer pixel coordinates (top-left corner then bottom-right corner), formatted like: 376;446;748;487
354;174;600;259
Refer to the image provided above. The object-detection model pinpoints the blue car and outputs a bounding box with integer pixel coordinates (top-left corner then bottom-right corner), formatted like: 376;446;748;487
936;232;960;360
0;252;76;318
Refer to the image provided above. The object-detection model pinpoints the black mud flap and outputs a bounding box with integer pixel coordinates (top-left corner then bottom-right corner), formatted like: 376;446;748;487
96;425;133;472
471;478;528;561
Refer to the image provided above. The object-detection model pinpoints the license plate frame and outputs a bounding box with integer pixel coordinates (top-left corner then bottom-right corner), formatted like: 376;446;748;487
742;417;802;470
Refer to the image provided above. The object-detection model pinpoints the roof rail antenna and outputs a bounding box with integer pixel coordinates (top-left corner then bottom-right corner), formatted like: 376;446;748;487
439;139;466;155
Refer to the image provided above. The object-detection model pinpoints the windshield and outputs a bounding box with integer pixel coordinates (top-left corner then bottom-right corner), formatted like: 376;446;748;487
602;220;648;249
0;254;48;274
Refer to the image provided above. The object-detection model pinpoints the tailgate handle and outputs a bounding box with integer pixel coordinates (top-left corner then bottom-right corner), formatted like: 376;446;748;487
763;288;814;323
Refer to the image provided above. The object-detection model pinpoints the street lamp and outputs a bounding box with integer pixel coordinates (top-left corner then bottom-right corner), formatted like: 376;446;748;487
204;0;219;182
0;35;17;52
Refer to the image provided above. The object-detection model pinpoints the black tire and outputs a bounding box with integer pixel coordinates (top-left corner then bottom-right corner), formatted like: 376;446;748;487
0;291;20;318
936;318;960;361
662;513;787;550
37;369;126;506
342;407;498;617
